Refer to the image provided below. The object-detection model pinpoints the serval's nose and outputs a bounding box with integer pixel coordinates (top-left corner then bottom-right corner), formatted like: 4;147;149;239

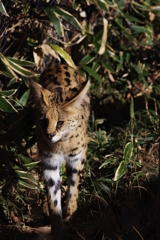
47;133;55;140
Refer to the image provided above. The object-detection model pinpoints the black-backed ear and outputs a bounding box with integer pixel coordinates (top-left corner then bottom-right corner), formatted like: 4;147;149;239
29;79;51;106
61;80;90;113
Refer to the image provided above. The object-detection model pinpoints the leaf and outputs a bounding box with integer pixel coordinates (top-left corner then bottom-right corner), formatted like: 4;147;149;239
7;78;17;87
15;170;38;185
130;97;135;119
33;47;42;67
130;25;150;34
41;44;60;61
80;52;96;65
24;161;40;170
124;142;133;163
51;6;82;31
98;18;108;55
82;65;102;82
19;89;30;106
51;44;75;68
122;13;142;23
96;0;108;11
45;8;64;37
18;154;32;164
7;58;35;77
0;89;17;97
0;0;9;16
113;161;126;181
0;96;17;113
7;58;35;67
0;57;17;78
18;179;37;189
102;62;114;73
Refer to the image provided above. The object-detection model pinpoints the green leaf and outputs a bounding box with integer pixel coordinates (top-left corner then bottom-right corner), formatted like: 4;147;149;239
7;78;17;87
0;58;17;78
0;89;17;97
7;58;35;77
15;170;38;185
18;179;37;189
122;13;142;23
7;58;35;67
23;161;40;170
113;161;126;181
96;0;108;11
82;65;102;82
45;8;64;37
0;0;9;16
51;44;75;68
102;62;114;73
18;154;32;163
133;171;146;182
124;142;133;163
130;25;150;34
0;96;17;113
19;89;30;106
130;97;135;119
51;6;82;31
80;52;96;65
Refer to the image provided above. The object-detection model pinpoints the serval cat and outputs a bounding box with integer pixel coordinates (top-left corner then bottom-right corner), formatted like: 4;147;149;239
29;64;90;239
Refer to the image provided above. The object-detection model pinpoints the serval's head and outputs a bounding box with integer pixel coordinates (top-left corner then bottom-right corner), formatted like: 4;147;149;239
29;78;89;143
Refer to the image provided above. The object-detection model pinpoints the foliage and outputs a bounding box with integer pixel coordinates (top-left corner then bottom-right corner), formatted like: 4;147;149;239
0;0;159;235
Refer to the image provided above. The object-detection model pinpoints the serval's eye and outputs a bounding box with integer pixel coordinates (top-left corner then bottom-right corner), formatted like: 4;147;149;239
56;121;64;130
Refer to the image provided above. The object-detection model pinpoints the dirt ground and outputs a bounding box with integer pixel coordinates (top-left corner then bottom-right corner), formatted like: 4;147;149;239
0;180;158;240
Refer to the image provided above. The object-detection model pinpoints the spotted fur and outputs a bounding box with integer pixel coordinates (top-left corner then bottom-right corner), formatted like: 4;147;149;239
29;64;90;240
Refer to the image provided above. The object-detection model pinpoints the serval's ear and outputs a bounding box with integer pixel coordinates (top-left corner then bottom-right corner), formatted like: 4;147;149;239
29;79;51;106
62;80;90;113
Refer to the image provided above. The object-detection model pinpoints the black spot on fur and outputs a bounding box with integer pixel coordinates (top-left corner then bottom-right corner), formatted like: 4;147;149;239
81;159;85;165
56;94;63;103
76;134;79;138
71;180;75;186
65;77;71;86
63;65;68;70
73;158;79;162
44;165;57;171
47;178;55;187
65;71;70;77
56;87;63;94
72;168;78;173
68;153;77;157
40;151;52;158
72;147;78;151
55;67;62;74
54;180;61;195
70;87;77;92
69;194;72;198
82;115;84;119
82;144;84;147
54;200;57;207
52;76;61;85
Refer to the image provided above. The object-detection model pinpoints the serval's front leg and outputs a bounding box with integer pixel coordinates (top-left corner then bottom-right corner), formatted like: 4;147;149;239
63;154;86;221
42;154;63;240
